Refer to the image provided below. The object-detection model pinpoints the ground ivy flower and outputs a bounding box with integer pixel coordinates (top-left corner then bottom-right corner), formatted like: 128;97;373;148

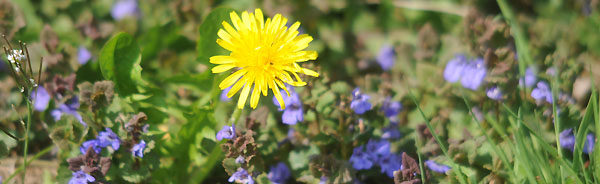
425;160;451;173
349;145;373;170
486;86;502;100
111;0;139;20
267;162;291;184
273;87;303;125
78;46;92;65
221;86;233;102
319;176;328;184
559;128;575;152
80;140;101;154
378;153;402;178
531;81;552;103
52;96;85;125
235;156;246;164
381;97;402;118
31;86;50;111
519;67;536;88
381;124;401;140
216;123;236;141
210;9;319;109
443;54;467;83
69;171;95;184
132;140;146;158
351;88;372;114
376;44;395;71
560;128;596;154
584;134;595;154
366;139;391;160
228;168;254;184
97;128;120;150
460;58;486;90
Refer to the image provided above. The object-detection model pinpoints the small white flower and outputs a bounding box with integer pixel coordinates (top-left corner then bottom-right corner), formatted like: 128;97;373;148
20;87;24;93
7;50;26;63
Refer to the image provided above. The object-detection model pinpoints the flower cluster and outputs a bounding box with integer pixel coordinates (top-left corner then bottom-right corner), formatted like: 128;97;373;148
559;128;596;154
349;139;402;177
443;54;486;90
531;81;553;103
80;128;120;154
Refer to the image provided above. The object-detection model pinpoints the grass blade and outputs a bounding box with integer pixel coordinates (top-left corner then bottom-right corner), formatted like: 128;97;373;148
407;89;468;184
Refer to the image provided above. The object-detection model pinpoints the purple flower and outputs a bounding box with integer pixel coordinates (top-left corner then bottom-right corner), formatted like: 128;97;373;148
425;160;451;173
519;67;536;88
31;86;50;111
235;156;245;164
559;128;576;152
319;176;328;184
220;86;232;102
486;86;503;100
366;139;391;160
132;140;146;158
80;140;101;154
376;44;395;71
349;145;373;170
97;128;120;150
378;153;402;178
228;168;254;184
351;88;372;114
77;46;92;65
381;97;402;118
216;123;236;141
531;81;552;103
111;0;139;20
560;128;596;154
381;124;401;140
443;54;467;83
268;162;291;184
584;134;595;154
51;97;86;126
69;171;95;184
273;88;303;125
460;58;486;90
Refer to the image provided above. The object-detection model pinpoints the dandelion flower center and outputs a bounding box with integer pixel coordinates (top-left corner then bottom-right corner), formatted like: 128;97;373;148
210;8;319;109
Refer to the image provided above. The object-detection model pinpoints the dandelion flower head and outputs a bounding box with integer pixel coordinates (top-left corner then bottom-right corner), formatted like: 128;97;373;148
210;9;319;109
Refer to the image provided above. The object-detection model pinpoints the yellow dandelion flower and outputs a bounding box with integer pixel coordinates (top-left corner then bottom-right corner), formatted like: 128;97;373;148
210;8;319;109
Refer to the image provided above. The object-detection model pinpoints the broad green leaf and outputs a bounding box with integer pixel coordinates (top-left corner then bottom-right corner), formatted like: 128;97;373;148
197;7;235;64
289;145;320;171
99;32;145;96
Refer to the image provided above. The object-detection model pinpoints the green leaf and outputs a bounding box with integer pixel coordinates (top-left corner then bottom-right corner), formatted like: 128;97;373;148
197;7;235;64
99;32;145;96
288;145;320;171
330;81;350;94
316;91;336;113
